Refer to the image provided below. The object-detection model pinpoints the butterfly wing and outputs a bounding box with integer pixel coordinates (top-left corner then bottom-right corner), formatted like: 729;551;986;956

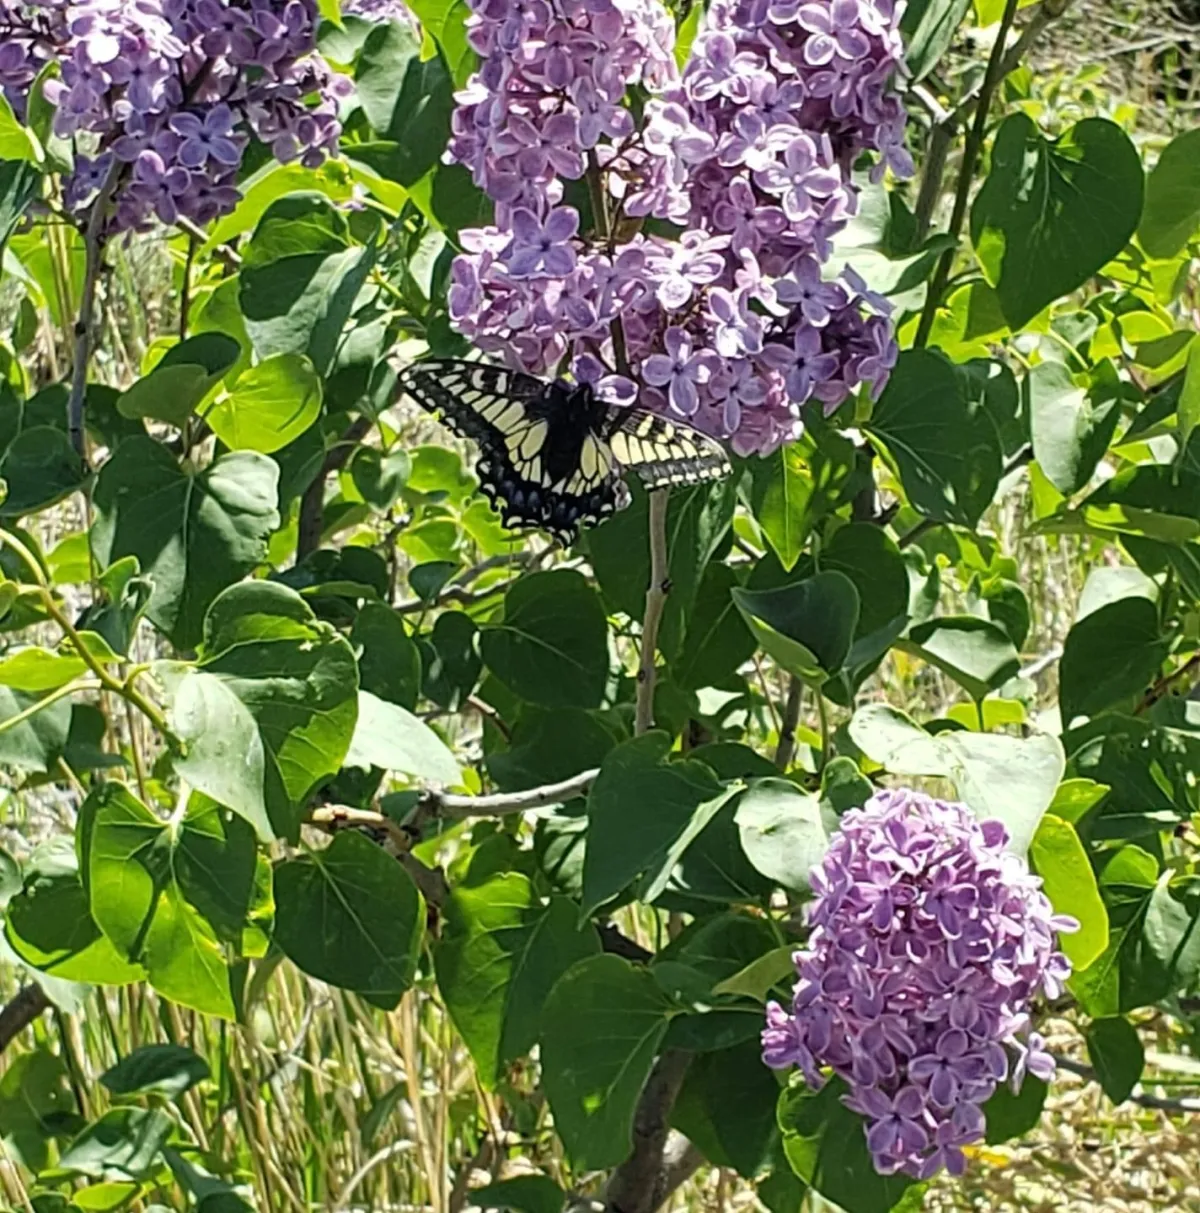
398;359;625;544
604;407;732;490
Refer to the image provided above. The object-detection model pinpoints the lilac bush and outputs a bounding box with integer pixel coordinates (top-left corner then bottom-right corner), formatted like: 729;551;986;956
445;0;910;454
0;0;349;231
762;788;1077;1180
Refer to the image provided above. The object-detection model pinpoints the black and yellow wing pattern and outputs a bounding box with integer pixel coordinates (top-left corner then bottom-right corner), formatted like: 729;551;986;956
398;359;731;543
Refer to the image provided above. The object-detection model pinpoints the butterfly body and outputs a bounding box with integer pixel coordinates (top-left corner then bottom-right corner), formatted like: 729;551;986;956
399;359;730;543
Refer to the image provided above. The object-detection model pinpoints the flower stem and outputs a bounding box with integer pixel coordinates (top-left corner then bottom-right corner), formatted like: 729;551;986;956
635;488;670;736
913;0;1021;349
67;162;121;460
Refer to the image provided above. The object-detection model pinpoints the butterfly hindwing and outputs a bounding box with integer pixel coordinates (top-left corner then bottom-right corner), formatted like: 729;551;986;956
605;407;732;490
398;359;626;543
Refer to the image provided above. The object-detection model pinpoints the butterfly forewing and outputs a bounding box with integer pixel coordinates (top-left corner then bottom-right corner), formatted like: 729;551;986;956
606;407;732;490
398;359;626;544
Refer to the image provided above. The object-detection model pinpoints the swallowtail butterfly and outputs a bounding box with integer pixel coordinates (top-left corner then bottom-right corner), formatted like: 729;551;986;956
398;359;731;543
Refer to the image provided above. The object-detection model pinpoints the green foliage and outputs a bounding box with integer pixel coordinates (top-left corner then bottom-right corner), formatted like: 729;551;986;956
0;10;1196;1213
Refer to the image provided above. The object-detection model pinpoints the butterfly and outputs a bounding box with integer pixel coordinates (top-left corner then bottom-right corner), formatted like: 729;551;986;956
398;359;731;543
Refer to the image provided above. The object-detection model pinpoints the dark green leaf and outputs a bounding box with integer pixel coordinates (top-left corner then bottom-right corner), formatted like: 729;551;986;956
866;349;1000;528
1085;1018;1144;1105
351;446;410;509
749;436;852;571
434;871;599;1086
1059;598;1168;726
420;610;481;710
356;21;454;182
0;684;70;772
1138;128;1200;259
901;0;972;81
778;1077;916;1213
957;358;1026;458
733;572;859;685
0;161;40;255
5;842;144;986
273;830;423;1008
587;478;735;658
239;196;375;376
582;733;733;916
971;115;1144;329
92;437;280;650
983;1078;1047;1144
0;427;85;518
673;1038;779;1178
101;1044;210;1100
0;1046;74;1172
468;1176;564;1213
57;1107;173;1180
351;602;421;710
673;563;756;690
480;570;609;709
487;707;617;794
540;954;675;1171
902;616;1021;701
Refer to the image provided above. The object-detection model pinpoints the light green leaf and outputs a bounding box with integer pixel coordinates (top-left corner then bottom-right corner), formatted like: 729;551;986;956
735;779;829;892
168;669;270;841
345;689;461;786
87;784;258;1019
204;353;322;454
1029;814;1108;970
1139;128;1200;259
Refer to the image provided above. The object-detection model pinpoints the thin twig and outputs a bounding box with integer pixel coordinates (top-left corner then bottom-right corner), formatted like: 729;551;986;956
774;677;803;770
426;766;598;817
179;232;197;340
296;416;373;561
0;984;50;1054
67;164;121;459
311;767;599;841
1136;652;1200;714
635;490;670;735
1052;1055;1200;1114
914;0;1023;349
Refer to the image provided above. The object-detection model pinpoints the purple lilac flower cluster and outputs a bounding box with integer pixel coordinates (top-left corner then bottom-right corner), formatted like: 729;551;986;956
445;0;909;454
0;0;349;231
762;788;1077;1180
